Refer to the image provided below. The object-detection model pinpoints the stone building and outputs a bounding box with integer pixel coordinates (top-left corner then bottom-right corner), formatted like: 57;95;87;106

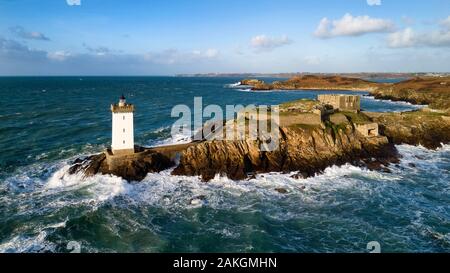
355;123;379;137
318;94;360;112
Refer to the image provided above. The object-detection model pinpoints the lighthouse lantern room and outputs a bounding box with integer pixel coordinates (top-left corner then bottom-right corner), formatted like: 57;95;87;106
111;95;135;155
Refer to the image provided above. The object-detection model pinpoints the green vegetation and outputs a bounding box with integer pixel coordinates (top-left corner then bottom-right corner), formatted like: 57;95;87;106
341;111;371;124
289;123;321;130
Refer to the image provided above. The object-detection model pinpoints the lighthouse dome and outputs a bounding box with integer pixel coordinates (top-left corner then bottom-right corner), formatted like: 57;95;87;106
119;94;126;106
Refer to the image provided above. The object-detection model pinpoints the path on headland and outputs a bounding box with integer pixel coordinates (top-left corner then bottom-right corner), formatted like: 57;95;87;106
147;141;202;154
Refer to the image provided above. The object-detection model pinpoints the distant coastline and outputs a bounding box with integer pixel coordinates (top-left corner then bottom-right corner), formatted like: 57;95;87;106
175;72;449;80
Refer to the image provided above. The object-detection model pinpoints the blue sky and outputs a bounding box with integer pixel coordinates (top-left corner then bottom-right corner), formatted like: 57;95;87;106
0;0;449;75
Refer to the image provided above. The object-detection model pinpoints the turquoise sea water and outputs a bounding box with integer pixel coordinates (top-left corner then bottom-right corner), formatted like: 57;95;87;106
0;77;448;252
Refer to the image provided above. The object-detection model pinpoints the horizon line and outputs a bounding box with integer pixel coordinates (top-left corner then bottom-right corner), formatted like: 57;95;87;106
0;71;449;77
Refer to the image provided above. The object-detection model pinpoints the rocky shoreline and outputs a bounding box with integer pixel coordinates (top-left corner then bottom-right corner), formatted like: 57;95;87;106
67;75;450;182
69;125;399;182
242;75;450;113
240;75;381;92
172;126;399;181
68;107;449;182
369;77;450;111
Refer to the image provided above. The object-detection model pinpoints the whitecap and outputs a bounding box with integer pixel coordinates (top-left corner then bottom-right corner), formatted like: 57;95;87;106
0;231;55;253
363;95;426;110
225;82;242;88
45;165;130;203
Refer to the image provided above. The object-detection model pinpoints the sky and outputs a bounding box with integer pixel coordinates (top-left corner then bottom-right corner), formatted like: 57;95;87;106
0;0;449;75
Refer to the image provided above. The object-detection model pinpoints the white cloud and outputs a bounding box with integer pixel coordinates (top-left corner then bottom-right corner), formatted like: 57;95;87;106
9;26;50;41
304;56;321;65
202;48;219;58
47;51;72;61
441;16;450;29
66;0;81;6
387;28;416;48
144;48;219;64
314;13;395;38
250;35;292;52
387;27;450;48
367;0;381;6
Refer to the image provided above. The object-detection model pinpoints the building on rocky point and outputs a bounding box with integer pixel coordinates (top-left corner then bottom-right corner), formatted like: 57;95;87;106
317;94;360;112
111;95;135;155
355;123;379;137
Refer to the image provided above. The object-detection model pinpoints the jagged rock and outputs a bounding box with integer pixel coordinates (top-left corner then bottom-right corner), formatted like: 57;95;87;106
275;188;288;194
370;77;450;111
69;150;174;181
172;125;399;181
240;79;265;86
69;105;449;182
368;110;450;149
189;195;207;205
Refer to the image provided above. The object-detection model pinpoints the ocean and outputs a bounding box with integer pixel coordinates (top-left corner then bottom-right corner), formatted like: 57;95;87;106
0;76;448;252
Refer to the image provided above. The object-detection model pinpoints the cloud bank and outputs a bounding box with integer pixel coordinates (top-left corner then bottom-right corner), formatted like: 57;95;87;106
250;35;293;52
66;0;81;6
9;26;50;41
388;16;450;48
367;0;381;6
315;13;394;38
388;27;450;48
0;36;221;75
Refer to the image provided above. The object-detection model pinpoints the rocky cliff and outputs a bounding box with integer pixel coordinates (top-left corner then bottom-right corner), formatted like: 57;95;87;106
172;125;398;181
68;149;174;181
69;106;449;182
69;122;399;182
370;77;450;111
367;109;450;149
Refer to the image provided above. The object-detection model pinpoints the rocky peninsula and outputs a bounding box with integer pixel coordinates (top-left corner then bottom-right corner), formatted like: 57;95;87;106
241;75;382;92
68;94;450;182
242;75;450;113
370;76;450;111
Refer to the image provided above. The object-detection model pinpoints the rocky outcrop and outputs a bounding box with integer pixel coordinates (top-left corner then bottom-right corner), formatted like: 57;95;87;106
242;75;381;92
368;110;450;149
370;77;450;111
69;124;399;182
172;125;398;181
68;106;449;182
68;149;174;181
240;79;265;86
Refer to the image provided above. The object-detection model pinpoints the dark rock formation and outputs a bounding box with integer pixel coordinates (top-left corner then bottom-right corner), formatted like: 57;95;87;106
68;106;449;182
68;150;174;181
172;125;399;181
69;123;401;182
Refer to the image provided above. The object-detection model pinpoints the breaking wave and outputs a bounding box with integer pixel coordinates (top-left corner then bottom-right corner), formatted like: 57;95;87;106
363;95;426;110
225;82;242;88
1;142;449;252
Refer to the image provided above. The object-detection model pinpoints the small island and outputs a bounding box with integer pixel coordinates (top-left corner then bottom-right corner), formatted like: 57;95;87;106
241;75;450;112
240;75;382;92
69;83;450;182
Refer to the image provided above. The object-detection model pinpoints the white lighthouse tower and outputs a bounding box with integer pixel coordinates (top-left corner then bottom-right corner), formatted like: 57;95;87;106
111;94;135;155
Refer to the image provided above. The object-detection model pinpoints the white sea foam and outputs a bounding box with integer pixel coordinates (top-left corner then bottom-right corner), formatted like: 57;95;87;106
363;95;426;110
45;165;130;204
0;231;55;253
152;130;192;146
225;82;241;88
1;141;449;252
